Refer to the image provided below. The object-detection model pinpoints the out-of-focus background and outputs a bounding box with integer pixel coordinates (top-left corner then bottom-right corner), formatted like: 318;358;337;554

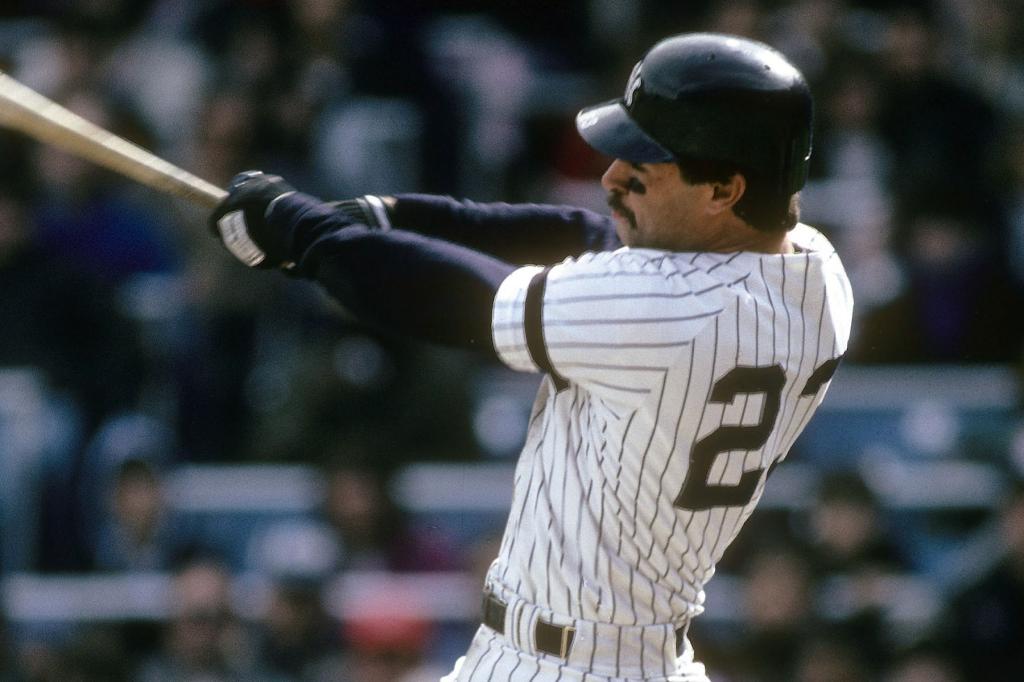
0;0;1022;680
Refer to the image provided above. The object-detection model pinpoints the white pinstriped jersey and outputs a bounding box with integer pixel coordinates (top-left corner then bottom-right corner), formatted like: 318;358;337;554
455;223;852;680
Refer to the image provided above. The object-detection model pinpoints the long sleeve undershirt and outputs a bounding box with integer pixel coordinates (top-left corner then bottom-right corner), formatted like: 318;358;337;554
270;192;618;358
389;194;621;264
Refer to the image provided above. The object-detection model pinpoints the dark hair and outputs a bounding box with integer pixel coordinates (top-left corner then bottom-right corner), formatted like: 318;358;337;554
676;156;800;233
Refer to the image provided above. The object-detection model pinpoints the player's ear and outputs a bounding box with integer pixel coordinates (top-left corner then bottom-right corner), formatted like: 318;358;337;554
708;173;746;215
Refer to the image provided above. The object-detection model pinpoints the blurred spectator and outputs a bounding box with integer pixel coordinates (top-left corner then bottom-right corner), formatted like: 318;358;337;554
247;520;345;680
851;206;1024;363
421;15;533;200
804;472;909;576
801;472;904;660
101;2;212;154
253;579;344;681
801;58;898;318
0;191;144;431
165;250;272;462
341;617;436;682
763;0;850;85
875;9;998;214
0;367;82;573
137;559;260;681
93;458;183;571
188;87;263;188
722;541;819;681
77;413;189;571
29;90;182;287
945;0;1024;115
338;587;445;682
321;450;459;572
949;481;1024;681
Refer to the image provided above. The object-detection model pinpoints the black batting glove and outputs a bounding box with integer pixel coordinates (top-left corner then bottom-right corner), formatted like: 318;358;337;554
209;171;297;269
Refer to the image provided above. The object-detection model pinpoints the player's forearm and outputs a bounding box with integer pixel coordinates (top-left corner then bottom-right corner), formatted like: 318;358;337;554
381;194;620;265
274;192;512;356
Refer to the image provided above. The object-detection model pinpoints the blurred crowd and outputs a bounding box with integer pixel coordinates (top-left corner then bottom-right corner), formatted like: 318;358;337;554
1;0;1024;680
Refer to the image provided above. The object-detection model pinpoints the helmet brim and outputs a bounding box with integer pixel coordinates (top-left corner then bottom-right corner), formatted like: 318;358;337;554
575;100;675;163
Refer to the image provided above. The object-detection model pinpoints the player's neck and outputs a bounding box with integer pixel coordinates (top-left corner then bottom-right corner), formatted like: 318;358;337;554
753;232;795;254
702;219;793;254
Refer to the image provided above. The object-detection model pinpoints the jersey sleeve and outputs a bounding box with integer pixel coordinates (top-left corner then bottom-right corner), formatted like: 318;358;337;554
492;250;727;407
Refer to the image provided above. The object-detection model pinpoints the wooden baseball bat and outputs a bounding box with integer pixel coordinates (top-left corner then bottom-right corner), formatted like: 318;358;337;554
0;70;227;209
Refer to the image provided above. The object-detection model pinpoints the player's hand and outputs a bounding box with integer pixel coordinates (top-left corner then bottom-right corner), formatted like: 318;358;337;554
209;171;297;269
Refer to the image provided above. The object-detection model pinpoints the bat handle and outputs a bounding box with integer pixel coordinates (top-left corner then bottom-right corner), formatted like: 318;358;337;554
201;188;229;209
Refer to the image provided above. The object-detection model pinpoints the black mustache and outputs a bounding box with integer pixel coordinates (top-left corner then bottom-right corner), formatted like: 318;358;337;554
607;192;637;231
607;192;627;213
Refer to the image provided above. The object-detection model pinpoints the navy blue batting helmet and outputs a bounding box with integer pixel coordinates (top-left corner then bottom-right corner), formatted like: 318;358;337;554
576;33;813;196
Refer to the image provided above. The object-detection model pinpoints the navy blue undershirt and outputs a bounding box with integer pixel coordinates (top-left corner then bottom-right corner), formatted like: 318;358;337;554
269;193;618;359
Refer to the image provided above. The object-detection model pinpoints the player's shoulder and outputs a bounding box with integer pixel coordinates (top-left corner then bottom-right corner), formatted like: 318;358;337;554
788;223;852;289
554;247;722;290
543;249;742;327
788;222;838;255
548;224;845;293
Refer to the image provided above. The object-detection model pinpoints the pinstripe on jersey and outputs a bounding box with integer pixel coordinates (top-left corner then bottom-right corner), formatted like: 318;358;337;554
461;223;853;681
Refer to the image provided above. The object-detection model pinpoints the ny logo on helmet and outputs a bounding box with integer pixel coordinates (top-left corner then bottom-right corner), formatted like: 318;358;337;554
624;63;642;107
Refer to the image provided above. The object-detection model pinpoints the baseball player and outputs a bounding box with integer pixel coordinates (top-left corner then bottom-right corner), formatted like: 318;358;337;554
209;33;853;682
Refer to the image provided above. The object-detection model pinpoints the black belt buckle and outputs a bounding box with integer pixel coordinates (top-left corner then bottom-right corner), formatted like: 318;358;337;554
535;618;575;659
482;593;507;635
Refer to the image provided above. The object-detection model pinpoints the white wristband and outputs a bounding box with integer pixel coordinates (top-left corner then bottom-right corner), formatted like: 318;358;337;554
217;210;266;267
364;194;392;230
